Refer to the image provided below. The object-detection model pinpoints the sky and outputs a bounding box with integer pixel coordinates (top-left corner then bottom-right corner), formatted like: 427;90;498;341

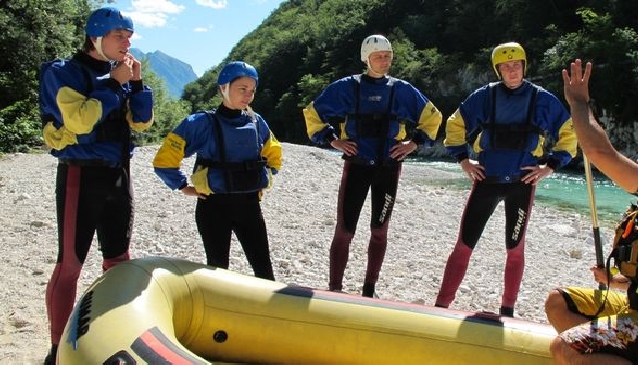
107;0;288;76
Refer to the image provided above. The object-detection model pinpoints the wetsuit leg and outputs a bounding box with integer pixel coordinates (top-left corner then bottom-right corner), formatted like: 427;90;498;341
46;164;103;346
196;195;233;268
502;182;535;308
329;161;373;291
435;182;501;307
96;167;132;271
234;193;275;280
363;163;400;291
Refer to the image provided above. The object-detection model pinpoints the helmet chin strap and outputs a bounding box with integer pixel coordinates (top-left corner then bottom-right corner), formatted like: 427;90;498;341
93;37;111;62
220;84;231;103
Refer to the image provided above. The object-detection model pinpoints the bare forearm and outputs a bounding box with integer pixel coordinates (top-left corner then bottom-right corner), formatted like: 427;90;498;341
570;100;593;145
609;274;631;291
570;100;638;193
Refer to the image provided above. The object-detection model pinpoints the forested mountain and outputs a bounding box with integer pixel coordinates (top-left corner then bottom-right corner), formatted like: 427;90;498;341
129;49;197;99
183;0;638;156
1;0;637;155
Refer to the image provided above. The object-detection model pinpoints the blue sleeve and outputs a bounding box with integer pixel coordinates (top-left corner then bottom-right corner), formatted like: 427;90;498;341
153;113;210;189
392;80;442;145
313;77;356;119
445;86;490;158
535;90;577;168
392;81;427;122
303;77;356;144
128;85;154;123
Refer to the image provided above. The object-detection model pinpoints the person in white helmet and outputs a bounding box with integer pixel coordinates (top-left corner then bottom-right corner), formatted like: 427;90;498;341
434;42;577;317
39;6;154;364
303;34;442;298
153;61;282;282
544;59;638;365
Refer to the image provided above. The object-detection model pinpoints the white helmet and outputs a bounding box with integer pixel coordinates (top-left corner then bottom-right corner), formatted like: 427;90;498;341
360;35;392;63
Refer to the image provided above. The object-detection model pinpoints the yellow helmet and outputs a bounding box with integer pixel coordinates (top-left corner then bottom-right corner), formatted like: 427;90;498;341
491;42;526;79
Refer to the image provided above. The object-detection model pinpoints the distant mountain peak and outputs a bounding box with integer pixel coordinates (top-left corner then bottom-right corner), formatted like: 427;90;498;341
130;48;197;99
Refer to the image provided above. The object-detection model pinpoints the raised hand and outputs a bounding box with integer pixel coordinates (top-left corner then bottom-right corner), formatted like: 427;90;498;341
111;52;142;84
562;59;592;106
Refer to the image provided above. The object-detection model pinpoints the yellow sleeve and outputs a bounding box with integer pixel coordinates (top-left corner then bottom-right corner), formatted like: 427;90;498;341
303;102;329;140
153;132;186;169
416;101;443;141
261;131;283;172
552;118;578;157
443;109;468;147
126;101;155;132
56;86;102;134
42;122;78;150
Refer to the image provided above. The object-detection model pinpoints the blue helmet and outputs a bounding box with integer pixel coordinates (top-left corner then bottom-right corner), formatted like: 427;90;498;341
85;7;134;37
217;61;259;86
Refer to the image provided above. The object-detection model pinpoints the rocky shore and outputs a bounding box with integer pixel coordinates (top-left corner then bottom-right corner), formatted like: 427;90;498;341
0;143;614;364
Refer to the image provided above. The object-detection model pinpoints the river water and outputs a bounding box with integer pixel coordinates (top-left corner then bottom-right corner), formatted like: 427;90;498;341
409;159;636;224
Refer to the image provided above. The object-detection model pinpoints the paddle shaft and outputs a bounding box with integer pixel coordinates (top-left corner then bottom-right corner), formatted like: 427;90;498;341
583;153;607;290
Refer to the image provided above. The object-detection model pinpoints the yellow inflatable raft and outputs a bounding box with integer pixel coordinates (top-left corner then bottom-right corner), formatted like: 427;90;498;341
58;256;556;364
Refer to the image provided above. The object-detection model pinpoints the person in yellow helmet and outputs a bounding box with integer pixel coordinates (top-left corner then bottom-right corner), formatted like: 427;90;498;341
545;59;638;365
434;42;577;316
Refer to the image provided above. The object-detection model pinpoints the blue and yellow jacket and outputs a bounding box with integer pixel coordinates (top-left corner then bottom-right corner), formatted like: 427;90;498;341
304;74;442;165
39;52;154;166
445;80;577;182
153;105;282;195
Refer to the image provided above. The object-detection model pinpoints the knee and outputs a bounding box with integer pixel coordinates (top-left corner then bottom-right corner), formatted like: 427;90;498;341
333;227;355;243
549;335;587;365
549;336;567;364
102;252;130;271
506;242;524;257
451;240;473;256
545;289;566;323
545;289;565;314
369;225;388;241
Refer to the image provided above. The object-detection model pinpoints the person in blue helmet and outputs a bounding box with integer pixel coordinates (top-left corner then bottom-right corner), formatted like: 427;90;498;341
40;6;154;364
303;34;443;298
153;61;282;281
434;42;577;316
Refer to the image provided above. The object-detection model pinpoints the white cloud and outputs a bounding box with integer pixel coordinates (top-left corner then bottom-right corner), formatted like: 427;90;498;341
195;0;228;9
129;12;169;27
131;0;184;13
124;0;185;28
194;27;209;33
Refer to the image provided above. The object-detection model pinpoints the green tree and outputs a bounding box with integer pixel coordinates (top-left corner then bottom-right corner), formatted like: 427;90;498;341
174;0;638;150
0;0;93;152
541;8;638;130
133;60;191;144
